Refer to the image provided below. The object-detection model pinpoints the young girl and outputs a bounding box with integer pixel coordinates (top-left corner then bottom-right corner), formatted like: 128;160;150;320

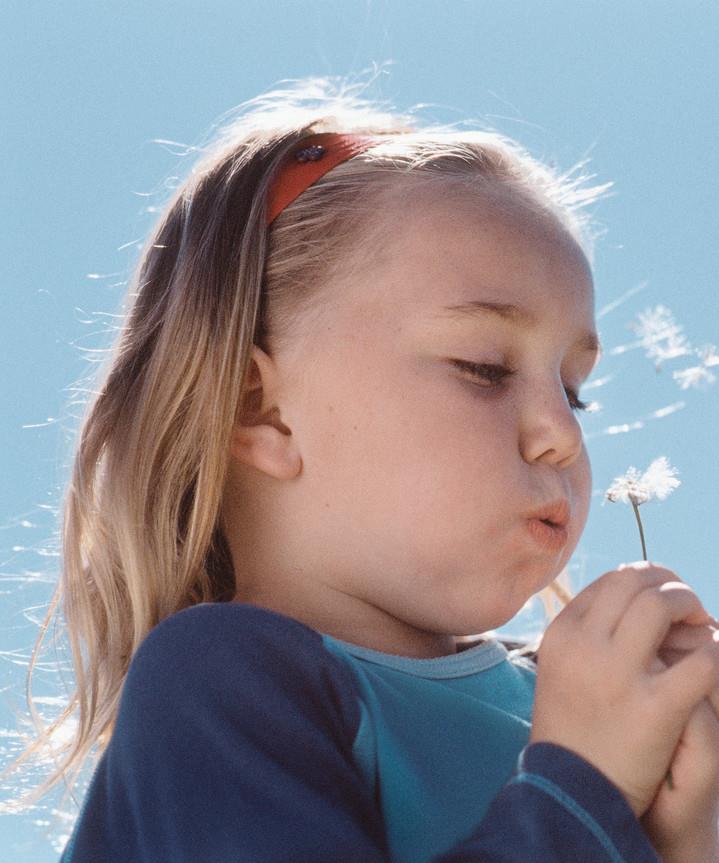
10;81;719;862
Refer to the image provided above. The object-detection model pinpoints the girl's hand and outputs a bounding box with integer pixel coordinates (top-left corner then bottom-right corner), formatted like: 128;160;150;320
640;621;719;863
530;562;719;819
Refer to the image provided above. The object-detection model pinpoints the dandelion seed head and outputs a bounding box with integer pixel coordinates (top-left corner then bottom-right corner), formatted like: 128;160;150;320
605;456;680;506
606;466;647;504
641;456;681;499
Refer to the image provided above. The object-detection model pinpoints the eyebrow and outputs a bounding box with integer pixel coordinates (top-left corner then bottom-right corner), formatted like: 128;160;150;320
437;299;603;359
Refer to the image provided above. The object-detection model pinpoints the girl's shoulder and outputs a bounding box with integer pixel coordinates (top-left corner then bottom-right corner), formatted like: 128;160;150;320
130;600;354;685
68;603;386;861
135;599;334;664
124;600;363;727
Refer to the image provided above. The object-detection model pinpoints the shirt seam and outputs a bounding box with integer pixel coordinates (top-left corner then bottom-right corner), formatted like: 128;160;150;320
319;635;510;678
508;772;628;863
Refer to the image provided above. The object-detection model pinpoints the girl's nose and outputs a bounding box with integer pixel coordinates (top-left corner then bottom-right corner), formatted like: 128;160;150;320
518;382;584;468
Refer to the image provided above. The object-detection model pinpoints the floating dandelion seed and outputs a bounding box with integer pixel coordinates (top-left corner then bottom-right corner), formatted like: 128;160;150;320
699;344;719;367
672;343;719;390
629;305;692;370
605;455;681;790
673;364;716;390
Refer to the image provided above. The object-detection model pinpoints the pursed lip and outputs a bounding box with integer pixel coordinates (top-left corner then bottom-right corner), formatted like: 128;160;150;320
524;498;571;530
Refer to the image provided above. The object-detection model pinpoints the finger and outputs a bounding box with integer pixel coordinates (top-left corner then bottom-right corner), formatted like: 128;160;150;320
691;699;719;755
630;569;717;627
660;622;719;654
658;630;719;721
615;583;711;672
676;698;719;779
578;564;697;638
577;560;719;628
654;641;719;717
561;562;673;628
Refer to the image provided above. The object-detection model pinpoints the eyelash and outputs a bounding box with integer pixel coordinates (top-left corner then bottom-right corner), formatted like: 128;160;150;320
452;360;590;413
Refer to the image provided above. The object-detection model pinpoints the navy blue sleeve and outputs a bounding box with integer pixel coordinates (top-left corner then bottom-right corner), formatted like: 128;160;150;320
60;602;390;863
439;743;661;863
60;602;660;863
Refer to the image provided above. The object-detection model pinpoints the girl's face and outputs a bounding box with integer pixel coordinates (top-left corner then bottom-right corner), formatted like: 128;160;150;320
231;183;600;657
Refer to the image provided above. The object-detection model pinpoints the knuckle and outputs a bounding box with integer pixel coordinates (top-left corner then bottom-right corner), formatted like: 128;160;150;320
648;565;685;587
601;567;639;593
607;566;650;592
633;586;668;619
617;562;679;584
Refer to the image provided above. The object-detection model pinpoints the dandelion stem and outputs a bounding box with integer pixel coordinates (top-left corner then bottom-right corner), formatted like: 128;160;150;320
630;499;648;561
629;497;673;788
606;460;680;793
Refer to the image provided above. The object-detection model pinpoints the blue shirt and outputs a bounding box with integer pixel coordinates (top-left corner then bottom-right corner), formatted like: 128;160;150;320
60;601;660;862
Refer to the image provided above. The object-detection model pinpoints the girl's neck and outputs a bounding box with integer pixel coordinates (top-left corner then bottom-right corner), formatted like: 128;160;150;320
232;586;460;658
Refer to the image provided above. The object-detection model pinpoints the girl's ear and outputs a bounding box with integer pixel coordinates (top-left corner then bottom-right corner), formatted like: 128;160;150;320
229;345;303;481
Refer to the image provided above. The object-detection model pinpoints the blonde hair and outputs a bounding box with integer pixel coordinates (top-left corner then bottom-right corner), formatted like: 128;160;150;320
3;74;613;816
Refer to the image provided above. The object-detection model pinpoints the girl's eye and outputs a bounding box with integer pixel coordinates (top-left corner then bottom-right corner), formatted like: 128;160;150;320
452;360;590;413
452;360;515;387
565;388;590;413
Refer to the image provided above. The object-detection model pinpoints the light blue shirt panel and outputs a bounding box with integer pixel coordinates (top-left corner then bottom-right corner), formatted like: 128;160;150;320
320;635;537;863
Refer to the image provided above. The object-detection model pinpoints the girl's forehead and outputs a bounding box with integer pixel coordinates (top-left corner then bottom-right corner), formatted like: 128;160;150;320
365;183;594;309
366;178;590;271
292;186;599;378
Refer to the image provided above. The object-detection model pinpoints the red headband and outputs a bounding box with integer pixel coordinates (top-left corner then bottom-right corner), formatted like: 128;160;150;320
266;132;383;226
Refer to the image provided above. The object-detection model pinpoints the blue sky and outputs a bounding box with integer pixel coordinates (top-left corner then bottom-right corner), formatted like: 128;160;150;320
2;1;718;858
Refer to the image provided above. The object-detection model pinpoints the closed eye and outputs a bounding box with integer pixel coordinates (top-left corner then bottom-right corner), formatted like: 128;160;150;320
451;360;590;413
